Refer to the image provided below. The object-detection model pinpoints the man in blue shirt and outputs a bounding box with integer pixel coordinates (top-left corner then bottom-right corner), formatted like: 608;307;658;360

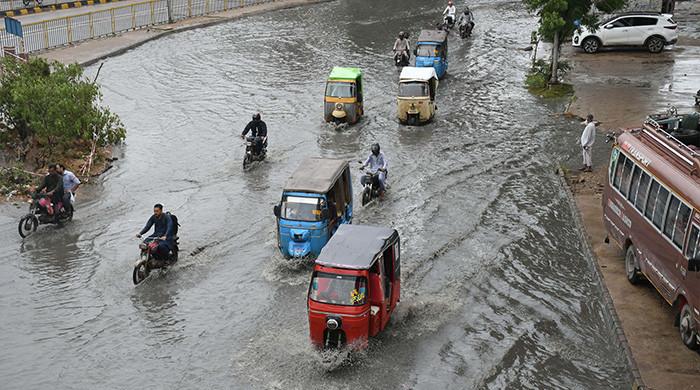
57;164;80;212
137;204;174;260
361;143;388;194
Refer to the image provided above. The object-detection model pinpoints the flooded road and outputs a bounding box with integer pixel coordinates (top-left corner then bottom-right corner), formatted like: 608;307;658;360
0;0;632;388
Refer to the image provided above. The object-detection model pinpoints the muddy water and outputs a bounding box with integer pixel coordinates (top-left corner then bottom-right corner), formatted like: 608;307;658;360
0;0;632;388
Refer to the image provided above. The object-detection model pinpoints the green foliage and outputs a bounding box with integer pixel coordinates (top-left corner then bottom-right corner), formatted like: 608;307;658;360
0;165;34;199
526;59;574;98
523;0;628;42
0;57;125;163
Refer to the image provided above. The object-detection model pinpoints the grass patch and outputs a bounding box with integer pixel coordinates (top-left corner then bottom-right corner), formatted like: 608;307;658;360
527;81;574;98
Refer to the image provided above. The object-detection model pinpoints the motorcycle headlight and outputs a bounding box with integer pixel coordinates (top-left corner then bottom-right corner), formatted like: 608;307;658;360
139;243;148;250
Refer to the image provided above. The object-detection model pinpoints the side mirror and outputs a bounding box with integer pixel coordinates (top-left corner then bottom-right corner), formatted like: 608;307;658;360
273;204;281;218
320;208;329;220
413;48;417;56
689;258;700;272
604;24;613;29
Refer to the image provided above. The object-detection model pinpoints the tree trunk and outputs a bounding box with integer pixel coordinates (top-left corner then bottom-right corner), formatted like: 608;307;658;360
549;30;560;85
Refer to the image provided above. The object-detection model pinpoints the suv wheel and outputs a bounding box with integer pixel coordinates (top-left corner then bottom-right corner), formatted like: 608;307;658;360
582;37;600;54
646;36;665;53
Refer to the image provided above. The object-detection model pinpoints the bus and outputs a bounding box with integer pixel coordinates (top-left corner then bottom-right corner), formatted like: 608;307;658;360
603;117;700;350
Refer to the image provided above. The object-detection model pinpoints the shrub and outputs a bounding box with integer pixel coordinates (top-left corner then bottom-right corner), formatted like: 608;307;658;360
0;57;125;164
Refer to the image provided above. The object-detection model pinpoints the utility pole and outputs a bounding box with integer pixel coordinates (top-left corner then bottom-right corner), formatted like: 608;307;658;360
166;0;173;23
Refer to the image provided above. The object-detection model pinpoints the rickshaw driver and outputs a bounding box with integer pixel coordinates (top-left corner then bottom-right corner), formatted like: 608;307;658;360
240;113;268;155
360;143;388;194
393;31;411;61
443;0;456;25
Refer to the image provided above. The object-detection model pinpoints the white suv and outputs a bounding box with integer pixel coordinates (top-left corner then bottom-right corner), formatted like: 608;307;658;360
572;12;678;54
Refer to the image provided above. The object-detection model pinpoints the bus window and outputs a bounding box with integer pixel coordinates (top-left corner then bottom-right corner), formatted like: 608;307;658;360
609;149;620;183
645;180;660;220
613;154;627;189
663;196;681;240
627;166;643;204
672;203;692;248
619;158;634;197
635;172;651;211
686;225;700;258
652;186;670;229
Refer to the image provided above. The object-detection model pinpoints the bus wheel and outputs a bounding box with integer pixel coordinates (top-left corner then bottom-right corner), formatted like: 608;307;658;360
680;303;700;350
625;245;641;284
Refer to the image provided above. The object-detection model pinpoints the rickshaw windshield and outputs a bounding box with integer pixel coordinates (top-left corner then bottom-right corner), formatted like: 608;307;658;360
399;82;429;97
326;82;355;98
281;196;321;222
416;44;438;57
309;271;367;306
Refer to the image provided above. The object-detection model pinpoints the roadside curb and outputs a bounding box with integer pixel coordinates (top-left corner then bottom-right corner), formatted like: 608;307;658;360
2;0;124;17
556;169;647;390
59;0;332;67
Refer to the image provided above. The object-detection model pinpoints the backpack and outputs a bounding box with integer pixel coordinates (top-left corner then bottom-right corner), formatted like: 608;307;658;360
167;212;180;237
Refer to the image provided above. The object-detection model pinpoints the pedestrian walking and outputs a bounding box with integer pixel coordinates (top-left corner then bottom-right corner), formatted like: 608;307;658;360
580;114;596;172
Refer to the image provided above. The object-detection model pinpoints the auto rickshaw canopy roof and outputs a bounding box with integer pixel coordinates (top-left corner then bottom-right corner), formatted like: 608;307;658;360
315;225;399;270
399;67;438;82
328;67;362;81
417;29;448;44
284;158;349;194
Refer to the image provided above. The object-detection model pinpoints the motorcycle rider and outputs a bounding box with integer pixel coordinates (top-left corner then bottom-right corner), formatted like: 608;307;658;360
457;7;474;33
360;143;388;195
443;0;457;26
56;163;80;213
393;31;411;64
241;113;268;155
136;204;174;261
36;163;64;217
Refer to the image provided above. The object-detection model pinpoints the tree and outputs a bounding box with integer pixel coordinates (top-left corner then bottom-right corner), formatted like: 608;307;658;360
0;57;125;164
523;0;627;84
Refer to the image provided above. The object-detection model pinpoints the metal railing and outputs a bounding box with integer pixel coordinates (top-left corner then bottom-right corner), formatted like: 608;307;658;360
0;0;276;53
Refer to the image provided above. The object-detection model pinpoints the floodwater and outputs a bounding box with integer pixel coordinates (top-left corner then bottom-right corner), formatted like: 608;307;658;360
0;0;632;388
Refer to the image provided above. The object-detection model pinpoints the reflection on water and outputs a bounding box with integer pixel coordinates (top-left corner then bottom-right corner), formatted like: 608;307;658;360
0;0;634;389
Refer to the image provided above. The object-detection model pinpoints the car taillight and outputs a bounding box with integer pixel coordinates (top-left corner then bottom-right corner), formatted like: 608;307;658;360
664;25;677;29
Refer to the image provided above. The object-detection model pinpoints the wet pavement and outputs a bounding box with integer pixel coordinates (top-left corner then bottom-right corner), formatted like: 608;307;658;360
0;0;632;388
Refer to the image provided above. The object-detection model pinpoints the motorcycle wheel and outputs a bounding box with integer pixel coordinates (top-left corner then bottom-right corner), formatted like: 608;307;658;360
243;153;252;170
133;261;151;285
22;0;30;6
18;215;38;238
59;208;73;223
361;187;371;207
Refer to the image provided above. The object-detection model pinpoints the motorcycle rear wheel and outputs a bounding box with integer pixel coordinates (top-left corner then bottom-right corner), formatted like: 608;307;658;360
361;187;371;207
18;215;38;238
133;262;151;285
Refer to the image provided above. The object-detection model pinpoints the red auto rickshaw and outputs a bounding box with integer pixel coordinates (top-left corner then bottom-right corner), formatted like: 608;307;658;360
307;224;400;349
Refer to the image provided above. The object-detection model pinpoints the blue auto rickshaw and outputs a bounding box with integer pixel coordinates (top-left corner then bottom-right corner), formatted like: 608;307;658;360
414;29;448;79
273;158;353;259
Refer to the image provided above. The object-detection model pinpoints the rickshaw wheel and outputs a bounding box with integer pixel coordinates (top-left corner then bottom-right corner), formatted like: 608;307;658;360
18;215;38;238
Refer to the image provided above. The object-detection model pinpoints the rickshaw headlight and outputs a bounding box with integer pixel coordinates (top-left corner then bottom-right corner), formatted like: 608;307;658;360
335;102;344;111
326;318;339;330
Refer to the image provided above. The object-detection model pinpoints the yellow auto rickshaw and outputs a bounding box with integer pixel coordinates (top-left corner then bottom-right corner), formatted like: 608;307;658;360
397;67;438;125
324;67;364;125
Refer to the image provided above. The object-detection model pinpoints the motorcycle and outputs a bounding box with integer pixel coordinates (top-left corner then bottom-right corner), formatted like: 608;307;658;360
439;16;455;32
133;237;179;285
18;192;73;238
394;50;410;67
458;21;474;39
360;165;387;206
243;135;267;169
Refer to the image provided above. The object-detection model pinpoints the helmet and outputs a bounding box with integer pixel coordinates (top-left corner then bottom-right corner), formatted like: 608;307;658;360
371;143;380;155
253;113;261;121
399;31;405;39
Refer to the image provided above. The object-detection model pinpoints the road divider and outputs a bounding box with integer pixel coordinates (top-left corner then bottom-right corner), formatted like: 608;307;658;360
0;0;277;53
